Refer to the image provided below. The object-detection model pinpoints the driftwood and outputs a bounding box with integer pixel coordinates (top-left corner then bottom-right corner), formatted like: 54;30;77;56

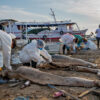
79;87;97;98
52;55;97;68
2;66;100;88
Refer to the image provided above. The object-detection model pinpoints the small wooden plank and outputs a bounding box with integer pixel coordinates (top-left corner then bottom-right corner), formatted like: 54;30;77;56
78;87;97;98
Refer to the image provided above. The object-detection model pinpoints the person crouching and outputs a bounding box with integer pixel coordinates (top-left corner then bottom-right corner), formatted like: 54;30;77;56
19;39;52;68
59;33;76;54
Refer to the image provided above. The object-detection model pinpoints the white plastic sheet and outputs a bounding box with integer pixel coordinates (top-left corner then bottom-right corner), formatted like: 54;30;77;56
87;40;97;50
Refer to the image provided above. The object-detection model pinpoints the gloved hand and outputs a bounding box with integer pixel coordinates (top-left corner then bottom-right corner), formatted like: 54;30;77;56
37;60;46;67
0;67;2;71
48;58;52;63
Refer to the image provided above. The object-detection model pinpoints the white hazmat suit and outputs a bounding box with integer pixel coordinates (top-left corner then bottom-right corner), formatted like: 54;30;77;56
19;40;52;66
59;33;75;45
0;30;16;70
59;33;76;51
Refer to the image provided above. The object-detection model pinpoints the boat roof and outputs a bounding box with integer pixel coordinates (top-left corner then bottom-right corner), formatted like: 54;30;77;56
0;19;76;27
15;21;76;27
0;19;17;25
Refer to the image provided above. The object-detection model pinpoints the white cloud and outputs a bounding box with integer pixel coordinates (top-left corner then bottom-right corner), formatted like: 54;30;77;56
44;0;100;33
1;0;100;34
0;5;52;22
44;0;100;21
66;0;100;21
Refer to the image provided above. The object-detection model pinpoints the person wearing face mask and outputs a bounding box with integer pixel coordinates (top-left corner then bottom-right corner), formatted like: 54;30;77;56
19;39;52;68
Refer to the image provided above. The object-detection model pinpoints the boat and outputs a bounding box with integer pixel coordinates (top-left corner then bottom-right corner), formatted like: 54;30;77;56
0;9;88;53
0;19;88;54
0;9;88;42
0;19;88;42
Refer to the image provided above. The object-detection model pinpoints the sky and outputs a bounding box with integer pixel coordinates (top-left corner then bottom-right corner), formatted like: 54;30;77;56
0;0;100;34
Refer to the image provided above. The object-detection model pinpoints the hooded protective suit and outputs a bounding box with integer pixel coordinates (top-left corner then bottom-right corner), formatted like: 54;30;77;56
0;30;13;70
60;33;75;45
59;33;76;51
19;40;52;65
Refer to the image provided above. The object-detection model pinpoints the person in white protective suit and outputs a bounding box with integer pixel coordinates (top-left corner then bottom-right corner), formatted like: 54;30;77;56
59;33;76;54
19;39;52;68
0;25;16;71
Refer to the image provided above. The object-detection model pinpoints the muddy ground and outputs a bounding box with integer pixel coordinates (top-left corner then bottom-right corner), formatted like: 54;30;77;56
1;50;100;100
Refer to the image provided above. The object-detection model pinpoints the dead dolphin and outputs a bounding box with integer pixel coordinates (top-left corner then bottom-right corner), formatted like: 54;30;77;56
15;66;100;87
52;55;97;68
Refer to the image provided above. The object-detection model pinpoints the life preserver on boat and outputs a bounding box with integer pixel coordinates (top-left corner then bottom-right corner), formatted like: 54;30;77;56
43;35;47;39
60;31;64;35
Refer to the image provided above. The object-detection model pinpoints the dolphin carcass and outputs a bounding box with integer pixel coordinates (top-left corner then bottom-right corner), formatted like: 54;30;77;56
15;67;100;87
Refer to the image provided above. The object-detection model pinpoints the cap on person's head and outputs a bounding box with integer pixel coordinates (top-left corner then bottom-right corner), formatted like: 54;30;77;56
9;33;16;39
37;39;45;48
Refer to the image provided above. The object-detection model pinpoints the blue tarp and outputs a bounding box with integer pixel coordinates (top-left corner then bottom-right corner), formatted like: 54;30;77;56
14;96;30;100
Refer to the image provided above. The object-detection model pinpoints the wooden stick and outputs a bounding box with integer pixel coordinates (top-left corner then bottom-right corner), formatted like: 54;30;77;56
78;87;97;98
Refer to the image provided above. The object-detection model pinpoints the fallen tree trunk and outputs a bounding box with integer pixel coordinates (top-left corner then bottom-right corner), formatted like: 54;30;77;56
3;66;100;87
52;55;97;68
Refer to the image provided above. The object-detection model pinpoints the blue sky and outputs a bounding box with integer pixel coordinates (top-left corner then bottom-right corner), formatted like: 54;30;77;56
0;0;100;34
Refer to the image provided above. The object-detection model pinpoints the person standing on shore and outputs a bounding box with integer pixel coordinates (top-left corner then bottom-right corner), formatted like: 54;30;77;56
95;25;100;49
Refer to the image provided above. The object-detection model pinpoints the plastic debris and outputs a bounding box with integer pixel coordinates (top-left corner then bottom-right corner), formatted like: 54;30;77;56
53;91;64;98
14;96;30;100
